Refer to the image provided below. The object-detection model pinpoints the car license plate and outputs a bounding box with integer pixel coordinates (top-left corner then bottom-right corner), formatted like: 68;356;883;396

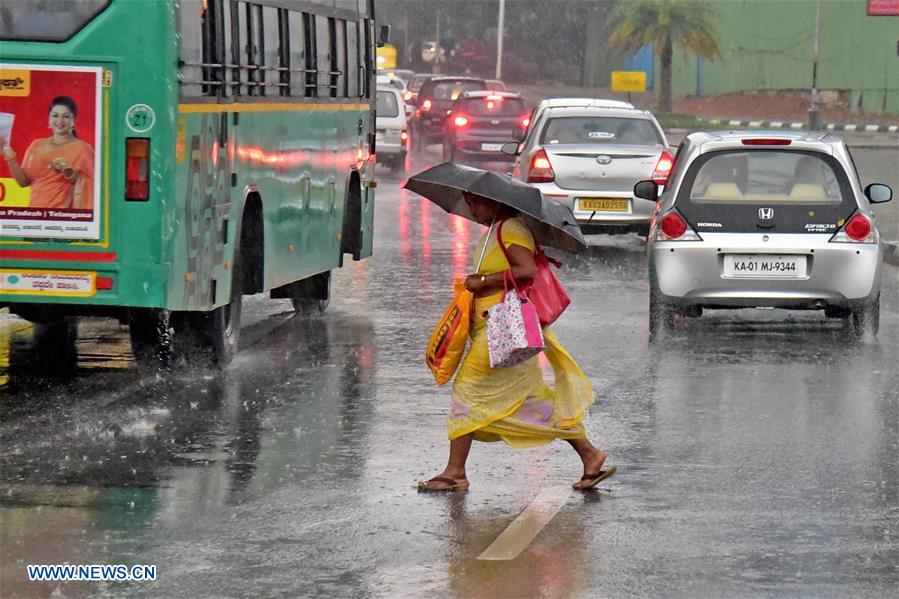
481;143;503;152
578;198;629;212
723;254;807;278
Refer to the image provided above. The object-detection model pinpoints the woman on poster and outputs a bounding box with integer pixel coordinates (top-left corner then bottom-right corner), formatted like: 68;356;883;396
0;96;94;210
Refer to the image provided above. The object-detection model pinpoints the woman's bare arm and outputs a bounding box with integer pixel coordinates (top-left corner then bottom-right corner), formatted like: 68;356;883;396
464;244;537;295
1;137;32;187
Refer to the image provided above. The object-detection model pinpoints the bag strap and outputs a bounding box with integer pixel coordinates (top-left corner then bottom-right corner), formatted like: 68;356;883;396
497;218;563;272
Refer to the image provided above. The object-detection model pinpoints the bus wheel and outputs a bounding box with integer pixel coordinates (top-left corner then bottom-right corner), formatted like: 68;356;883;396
291;271;331;313
33;317;78;376
202;253;243;367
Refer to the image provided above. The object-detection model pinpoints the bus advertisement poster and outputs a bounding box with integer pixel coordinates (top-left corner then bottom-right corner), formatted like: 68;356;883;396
0;64;103;240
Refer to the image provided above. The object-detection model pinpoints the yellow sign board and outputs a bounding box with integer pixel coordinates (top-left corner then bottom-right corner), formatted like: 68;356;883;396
611;71;647;93
0;68;30;96
376;44;397;70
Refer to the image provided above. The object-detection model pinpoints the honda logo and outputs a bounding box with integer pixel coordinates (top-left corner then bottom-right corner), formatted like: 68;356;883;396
758;208;774;220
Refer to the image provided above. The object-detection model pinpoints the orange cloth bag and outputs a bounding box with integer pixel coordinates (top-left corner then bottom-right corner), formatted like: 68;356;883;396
426;279;473;385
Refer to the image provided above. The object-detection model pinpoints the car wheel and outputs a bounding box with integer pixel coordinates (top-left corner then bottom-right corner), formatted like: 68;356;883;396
648;285;674;340
851;293;879;337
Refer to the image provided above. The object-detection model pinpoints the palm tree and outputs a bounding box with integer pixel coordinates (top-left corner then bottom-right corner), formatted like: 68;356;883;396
609;0;721;113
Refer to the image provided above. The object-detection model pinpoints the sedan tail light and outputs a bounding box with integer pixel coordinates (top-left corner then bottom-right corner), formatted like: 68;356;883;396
652;150;674;186
520;116;530;129
421;99;432;111
403;91;413;102
831;212;876;243
527;149;555;183
654;209;702;241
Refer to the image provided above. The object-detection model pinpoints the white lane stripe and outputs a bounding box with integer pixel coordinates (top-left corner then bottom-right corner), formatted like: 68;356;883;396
865;124;879;132
728;120;742;127
769;121;783;128
477;487;572;561
748;120;763;128
790;122;804;129
889;125;898;133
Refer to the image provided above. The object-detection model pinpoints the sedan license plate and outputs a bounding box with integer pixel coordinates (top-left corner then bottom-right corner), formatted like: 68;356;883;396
481;143;503;152
723;254;807;278
578;198;629;212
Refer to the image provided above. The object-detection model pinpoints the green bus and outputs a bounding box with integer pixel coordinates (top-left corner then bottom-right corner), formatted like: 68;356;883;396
0;0;380;367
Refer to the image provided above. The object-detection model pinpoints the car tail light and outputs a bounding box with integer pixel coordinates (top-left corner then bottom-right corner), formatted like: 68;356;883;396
126;138;150;200
652;150;674;186
400;130;408;142
831;213;876;243
453;114;469;128
654;209;702;241
742;138;792;146
520;116;530;129
421;99;432;111
403;91;413;102
527;149;555;183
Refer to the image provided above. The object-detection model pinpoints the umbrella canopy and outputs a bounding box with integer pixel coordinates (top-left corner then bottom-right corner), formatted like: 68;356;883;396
403;162;586;253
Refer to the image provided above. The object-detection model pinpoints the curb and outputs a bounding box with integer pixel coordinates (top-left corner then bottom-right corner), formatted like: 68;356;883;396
705;118;899;134
886;241;899;267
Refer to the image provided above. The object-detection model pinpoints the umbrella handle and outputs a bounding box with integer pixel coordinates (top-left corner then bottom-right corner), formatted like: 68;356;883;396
475;216;496;273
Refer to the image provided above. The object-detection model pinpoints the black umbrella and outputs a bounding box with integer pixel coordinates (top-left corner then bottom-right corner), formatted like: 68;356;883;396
403;162;586;253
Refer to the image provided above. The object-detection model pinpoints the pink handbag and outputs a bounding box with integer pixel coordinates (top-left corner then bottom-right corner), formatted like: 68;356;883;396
497;220;571;326
486;271;545;369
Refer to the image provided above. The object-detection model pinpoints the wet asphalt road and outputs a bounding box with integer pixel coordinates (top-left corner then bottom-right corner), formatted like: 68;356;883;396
1;147;898;598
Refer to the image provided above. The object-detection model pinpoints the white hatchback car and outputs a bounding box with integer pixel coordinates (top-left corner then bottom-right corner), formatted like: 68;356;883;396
507;104;670;235
376;85;409;174
639;131;893;338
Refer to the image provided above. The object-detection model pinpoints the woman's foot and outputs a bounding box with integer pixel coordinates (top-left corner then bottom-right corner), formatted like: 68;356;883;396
417;476;469;492
417;469;468;492
573;450;616;490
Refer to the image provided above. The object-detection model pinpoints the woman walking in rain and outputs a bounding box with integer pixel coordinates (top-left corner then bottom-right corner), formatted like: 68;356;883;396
408;174;616;492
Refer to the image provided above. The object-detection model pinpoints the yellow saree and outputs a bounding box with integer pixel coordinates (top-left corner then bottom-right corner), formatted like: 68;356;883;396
448;217;595;447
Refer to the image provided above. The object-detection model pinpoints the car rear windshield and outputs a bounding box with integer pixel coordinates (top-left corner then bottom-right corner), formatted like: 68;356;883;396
688;151;844;204
377;90;399;118
0;0;110;42
408;76;431;92
457;97;526;116
428;81;486;101
540;116;661;146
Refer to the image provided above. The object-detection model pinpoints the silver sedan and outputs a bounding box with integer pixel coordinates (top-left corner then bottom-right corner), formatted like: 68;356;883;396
505;104;671;235
639;131;893;338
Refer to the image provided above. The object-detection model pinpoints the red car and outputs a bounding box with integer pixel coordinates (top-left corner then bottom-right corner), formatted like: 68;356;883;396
442;91;529;164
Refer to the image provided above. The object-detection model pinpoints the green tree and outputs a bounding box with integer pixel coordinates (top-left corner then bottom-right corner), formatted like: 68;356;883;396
608;0;721;113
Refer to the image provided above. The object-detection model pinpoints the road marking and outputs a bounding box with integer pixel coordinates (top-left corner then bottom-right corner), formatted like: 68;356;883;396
477;487;571;561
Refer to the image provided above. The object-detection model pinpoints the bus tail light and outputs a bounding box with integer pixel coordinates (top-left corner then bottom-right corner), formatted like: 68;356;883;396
126;138;150;201
527;149;555;183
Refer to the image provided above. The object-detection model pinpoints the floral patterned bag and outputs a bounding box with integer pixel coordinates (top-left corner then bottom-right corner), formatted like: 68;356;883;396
486;271;545;368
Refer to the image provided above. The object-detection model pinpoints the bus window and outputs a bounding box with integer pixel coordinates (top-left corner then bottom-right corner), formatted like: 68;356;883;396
0;0;110;42
288;11;305;97
178;0;203;97
303;13;317;97
316;14;330;97
249;3;264;96
262;5;280;96
347;19;360;97
335;19;347;98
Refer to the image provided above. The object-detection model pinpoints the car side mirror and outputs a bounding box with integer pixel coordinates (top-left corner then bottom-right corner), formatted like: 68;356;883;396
501;142;520;156
634;180;658;201
865;183;892;204
378;25;390;47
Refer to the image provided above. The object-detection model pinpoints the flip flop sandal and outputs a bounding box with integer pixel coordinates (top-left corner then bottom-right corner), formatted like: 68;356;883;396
573;465;618;490
417;476;470;492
